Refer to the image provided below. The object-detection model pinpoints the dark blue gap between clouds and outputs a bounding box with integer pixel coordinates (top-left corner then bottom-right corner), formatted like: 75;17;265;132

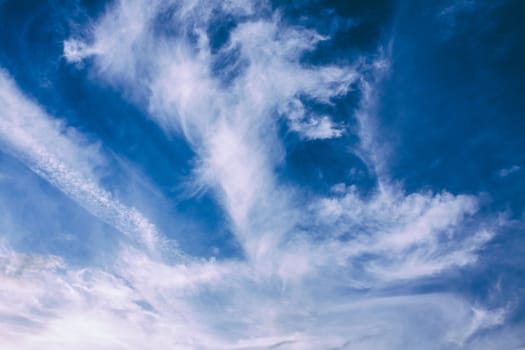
374;0;525;325
379;0;525;217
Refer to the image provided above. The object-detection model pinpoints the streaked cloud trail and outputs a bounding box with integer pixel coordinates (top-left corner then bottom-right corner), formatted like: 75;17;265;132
0;70;159;250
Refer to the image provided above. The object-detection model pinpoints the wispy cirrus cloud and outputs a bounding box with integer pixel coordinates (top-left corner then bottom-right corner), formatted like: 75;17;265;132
0;70;160;250
63;0;495;277
0;0;518;348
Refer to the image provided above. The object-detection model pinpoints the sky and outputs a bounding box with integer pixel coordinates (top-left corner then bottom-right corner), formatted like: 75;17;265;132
0;0;524;349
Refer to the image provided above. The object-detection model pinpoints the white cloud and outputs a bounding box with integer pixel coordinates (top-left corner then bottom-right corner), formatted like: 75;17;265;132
280;98;345;140
0;241;511;349
64;0;360;257
0;0;512;348
499;165;520;177
63;39;95;63
0;70;160;250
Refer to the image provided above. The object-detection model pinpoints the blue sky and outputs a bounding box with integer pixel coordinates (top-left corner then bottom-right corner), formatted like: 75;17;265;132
0;0;524;348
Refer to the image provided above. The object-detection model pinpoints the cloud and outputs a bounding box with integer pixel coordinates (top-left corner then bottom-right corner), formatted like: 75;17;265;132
279;98;345;140
310;185;494;283
0;0;514;348
63;0;360;255
499;165;520;177
436;0;506;40
0;70;160;250
0;240;512;349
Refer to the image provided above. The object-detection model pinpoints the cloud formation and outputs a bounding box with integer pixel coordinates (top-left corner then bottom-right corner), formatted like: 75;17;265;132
0;70;159;250
0;0;520;348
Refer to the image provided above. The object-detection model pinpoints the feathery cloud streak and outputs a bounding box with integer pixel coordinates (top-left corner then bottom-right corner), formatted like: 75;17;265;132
0;70;159;250
63;0;494;279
